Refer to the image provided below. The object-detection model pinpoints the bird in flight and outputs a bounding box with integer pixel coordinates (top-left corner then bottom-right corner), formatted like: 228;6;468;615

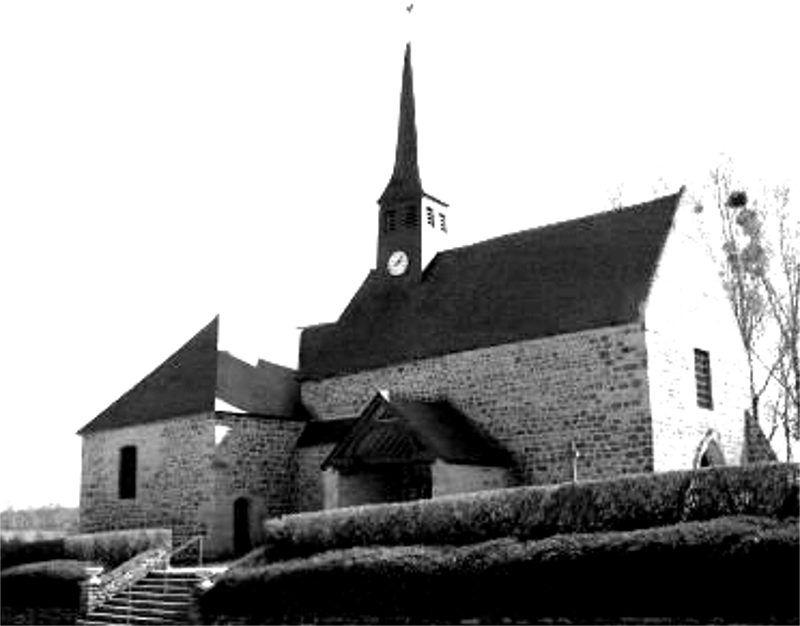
406;3;413;13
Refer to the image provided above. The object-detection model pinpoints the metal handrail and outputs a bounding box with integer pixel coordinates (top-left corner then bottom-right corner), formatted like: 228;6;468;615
166;534;205;567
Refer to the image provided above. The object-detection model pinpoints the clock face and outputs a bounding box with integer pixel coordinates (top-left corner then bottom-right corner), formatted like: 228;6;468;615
387;250;409;276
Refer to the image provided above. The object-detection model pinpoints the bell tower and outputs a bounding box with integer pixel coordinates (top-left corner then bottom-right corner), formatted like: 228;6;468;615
377;44;448;282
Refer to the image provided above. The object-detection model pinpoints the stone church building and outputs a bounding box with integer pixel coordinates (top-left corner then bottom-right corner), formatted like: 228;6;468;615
77;45;776;559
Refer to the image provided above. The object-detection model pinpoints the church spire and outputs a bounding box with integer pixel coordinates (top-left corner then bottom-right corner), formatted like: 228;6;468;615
379;43;423;205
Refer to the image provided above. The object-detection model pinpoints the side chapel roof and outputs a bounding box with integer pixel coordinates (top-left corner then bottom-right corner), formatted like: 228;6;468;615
78;317;302;435
300;190;684;378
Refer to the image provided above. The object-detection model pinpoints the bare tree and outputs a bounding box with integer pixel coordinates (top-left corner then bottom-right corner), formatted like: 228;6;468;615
709;165;769;425
708;164;798;459
759;189;799;458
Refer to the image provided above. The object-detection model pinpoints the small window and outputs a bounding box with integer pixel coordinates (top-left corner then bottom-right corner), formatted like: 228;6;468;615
119;445;137;499
694;349;713;410
426;207;435;227
439;213;447;233
404;205;418;228
384;210;396;233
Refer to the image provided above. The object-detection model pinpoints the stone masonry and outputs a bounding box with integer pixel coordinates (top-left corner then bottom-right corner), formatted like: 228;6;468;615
301;322;654;490
80;411;303;560
644;196;750;471
80;414;214;549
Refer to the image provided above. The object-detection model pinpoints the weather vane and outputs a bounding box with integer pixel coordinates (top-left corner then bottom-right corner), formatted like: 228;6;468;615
403;1;415;41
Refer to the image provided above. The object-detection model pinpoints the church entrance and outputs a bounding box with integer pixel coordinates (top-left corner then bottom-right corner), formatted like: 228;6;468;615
233;497;251;556
338;463;432;507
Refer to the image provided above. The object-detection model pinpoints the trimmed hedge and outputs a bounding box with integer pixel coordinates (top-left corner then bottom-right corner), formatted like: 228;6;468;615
253;463;798;564
64;527;172;569
0;534;67;571
0;560;90;609
200;516;800;624
1;527;172;572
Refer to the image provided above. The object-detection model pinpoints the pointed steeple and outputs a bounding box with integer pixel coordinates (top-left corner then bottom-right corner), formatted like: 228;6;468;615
379;43;423;205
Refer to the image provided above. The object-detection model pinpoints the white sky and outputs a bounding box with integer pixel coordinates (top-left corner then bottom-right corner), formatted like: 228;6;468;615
1;1;797;509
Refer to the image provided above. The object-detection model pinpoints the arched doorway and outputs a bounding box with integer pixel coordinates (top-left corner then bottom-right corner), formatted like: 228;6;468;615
694;430;726;468
233;497;251;556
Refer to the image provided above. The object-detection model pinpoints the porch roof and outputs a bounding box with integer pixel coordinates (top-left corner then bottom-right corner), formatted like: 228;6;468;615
322;395;511;470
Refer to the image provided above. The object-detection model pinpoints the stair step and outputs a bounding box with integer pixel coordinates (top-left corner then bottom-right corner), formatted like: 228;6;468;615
149;570;207;577
105;595;189;609
129;583;195;594
101;600;187;615
141;575;200;582
115;591;192;603
87;610;183;625
83;566;218;626
137;579;198;588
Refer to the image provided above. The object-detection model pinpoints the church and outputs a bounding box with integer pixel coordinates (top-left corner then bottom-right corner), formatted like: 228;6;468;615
77;44;776;559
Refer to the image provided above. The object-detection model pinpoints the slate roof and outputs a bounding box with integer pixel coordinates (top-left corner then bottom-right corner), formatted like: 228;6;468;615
78;318;305;435
322;395;511;470
216;351;299;415
379;43;423;206
78;317;220;435
297;417;359;448
300;190;684;378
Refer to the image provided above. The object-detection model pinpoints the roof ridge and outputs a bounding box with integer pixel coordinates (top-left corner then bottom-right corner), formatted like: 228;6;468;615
77;316;220;434
438;189;684;260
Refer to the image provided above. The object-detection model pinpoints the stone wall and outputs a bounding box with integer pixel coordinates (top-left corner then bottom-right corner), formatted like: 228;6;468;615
431;461;508;497
644;194;750;471
293;445;335;512
79;414;214;549
205;414;304;557
79;412;304;560
301;322;653;490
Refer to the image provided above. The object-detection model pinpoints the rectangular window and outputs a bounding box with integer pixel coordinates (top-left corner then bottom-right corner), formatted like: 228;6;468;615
119;445;137;499
439;213;447;233
426;207;435;227
694;349;713;410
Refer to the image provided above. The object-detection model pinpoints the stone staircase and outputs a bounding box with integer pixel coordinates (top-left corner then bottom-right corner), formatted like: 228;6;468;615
79;567;219;625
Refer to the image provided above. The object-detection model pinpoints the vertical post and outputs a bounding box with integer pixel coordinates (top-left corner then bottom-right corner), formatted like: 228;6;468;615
127;578;132;625
570;441;580;483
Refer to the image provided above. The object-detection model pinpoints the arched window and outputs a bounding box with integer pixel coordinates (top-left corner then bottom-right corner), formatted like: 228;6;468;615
119;445;137;499
693;431;726;469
